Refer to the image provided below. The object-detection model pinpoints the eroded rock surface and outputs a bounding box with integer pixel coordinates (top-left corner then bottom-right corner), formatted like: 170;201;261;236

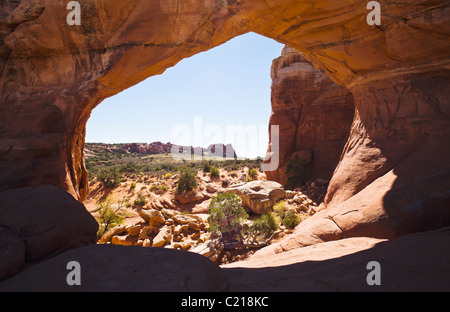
222;227;450;292
0;244;237;292
0;185;98;281
264;46;355;185
1;227;449;292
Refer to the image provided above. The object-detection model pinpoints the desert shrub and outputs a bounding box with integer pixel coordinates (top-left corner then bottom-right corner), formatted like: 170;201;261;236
202;160;212;173
273;201;286;219
160;163;176;171
282;211;301;229
150;183;159;193
96;197;125;239
248;168;258;180
129;182;136;190
286;154;310;189
120;162;138;173
97;167;122;188
160;184;168;192
176;167;198;194
133;195;147;207
207;193;248;247
251;211;279;238
164;173;172;179
210;166;220;178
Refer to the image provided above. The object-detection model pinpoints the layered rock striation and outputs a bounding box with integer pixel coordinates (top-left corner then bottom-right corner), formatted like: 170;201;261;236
264;46;355;185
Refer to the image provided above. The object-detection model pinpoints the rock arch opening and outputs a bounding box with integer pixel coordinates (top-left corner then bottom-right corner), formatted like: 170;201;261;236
85;32;282;160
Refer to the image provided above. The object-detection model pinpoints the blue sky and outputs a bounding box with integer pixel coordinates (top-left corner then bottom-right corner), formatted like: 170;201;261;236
86;32;284;158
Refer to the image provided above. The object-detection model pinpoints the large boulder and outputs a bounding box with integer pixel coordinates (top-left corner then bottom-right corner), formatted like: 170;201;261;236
0;185;98;281
138;209;166;226
152;226;173;248
0;226;25;281
222;227;450;292
174;190;205;205
225;181;286;215
0;245;237;292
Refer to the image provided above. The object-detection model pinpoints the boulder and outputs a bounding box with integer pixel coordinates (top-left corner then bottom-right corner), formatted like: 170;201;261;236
0;245;236;292
190;236;224;263
174;190;205;204
152;226;172;248
206;183;217;193
138;209;165;226
173;224;189;236
0;185;98;281
161;208;178;219
173;241;193;251
225;181;286;215
126;224;142;237
111;235;135;246
98;224;127;243
139;226;157;240
0;226;25;282
173;214;196;225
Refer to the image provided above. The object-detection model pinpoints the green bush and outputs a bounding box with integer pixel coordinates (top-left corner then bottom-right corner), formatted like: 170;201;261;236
202;160;212;173
248;168;258;180
210;166;220;178
282;211;301;230
273;201;286;219
207;193;248;246
133;195;147;207
97;167;122;188
251;211;279;238
176;167;198;194
96;197;125;239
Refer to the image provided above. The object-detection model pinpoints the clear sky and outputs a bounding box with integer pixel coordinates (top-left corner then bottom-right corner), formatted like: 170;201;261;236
86;32;284;158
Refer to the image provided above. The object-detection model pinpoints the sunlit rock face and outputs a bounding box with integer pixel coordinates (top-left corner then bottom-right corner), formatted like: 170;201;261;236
264;46;355;186
0;0;449;245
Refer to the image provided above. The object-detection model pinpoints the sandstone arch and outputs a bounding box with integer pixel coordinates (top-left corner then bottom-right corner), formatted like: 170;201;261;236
1;0;449;248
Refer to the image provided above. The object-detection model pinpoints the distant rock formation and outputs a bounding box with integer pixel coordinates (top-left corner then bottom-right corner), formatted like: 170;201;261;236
85;142;238;159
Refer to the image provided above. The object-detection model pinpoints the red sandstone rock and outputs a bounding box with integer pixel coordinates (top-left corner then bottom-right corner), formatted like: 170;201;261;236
0;185;98;281
0;0;448;261
264;46;355;185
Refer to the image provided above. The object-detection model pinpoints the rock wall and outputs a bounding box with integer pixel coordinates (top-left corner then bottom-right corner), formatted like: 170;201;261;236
0;1;449;248
264;46;355;186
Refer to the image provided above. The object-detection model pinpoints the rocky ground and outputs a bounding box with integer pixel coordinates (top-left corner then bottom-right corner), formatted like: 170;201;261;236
84;166;327;265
